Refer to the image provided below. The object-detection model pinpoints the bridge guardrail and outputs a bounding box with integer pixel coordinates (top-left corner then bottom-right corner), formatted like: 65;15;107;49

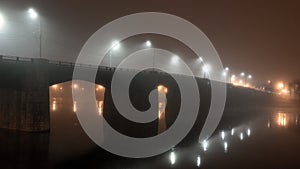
0;55;34;63
0;55;187;77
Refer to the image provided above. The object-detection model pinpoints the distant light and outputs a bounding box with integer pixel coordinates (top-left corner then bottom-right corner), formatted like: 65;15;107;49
247;128;251;136
171;55;179;64
240;133;244;140
157;85;167;94
277;82;284;90
0;13;4;29
146;40;152;47
98;85;104;90
202;64;210;73
248;75;252;79
111;40;120;51
267;80;271;84
240;72;245;76
52;84;58;90
224;142;228;153
28;8;38;19
225;67;229;71
197;155;201;167
158;85;163;91
231;128;235;136
202;140;208;152
221;131;225;140
170;151;176;165
73;84;78;89
198;57;203;62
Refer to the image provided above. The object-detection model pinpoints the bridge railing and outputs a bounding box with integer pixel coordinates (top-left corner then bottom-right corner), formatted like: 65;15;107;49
0;55;34;63
0;55;189;77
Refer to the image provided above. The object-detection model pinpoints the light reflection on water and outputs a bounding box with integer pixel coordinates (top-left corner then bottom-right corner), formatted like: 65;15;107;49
47;82;300;168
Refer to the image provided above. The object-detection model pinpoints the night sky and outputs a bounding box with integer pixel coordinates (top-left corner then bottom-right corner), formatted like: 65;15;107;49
0;0;299;82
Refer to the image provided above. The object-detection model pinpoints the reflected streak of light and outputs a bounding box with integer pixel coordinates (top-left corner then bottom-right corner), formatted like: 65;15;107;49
202;140;208;152
247;128;251;136
52;101;56;111
267;121;271;128
170;151;176;165
197;155;201;167
98;101;104;115
158;102;164;119
73;101;77;112
221;131;225;140
231;128;235;136
158;110;162;119
240;133;244;140
277;113;287;127
224;142;228;153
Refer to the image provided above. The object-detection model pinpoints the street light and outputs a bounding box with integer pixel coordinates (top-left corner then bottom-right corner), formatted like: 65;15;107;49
146;40;152;47
231;74;236;84
224;67;230;83
171;55;179;64
109;40;121;67
246;74;252;87
28;8;38;19
0;13;4;30
198;57;203;62
202;64;210;78
27;8;42;58
240;72;245;86
145;40;155;69
111;40;120;51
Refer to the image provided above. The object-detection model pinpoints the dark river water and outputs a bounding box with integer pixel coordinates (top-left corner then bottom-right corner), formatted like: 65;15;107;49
1;82;300;169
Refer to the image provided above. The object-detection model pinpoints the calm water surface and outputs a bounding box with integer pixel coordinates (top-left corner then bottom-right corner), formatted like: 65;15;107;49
1;82;300;169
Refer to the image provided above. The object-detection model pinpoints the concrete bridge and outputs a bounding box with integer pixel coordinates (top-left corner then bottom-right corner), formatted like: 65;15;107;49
0;55;295;143
0;55;210;134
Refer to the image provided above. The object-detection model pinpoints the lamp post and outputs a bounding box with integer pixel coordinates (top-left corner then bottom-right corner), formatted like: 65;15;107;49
109;40;120;67
231;74;236;84
247;74;252;87
197;57;203;78
0;13;4;30
240;72;245;86
145;40;153;69
202;64;210;78
225;67;230;83
27;8;41;58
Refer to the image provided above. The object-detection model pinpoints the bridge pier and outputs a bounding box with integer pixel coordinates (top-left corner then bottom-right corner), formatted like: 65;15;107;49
0;59;50;132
